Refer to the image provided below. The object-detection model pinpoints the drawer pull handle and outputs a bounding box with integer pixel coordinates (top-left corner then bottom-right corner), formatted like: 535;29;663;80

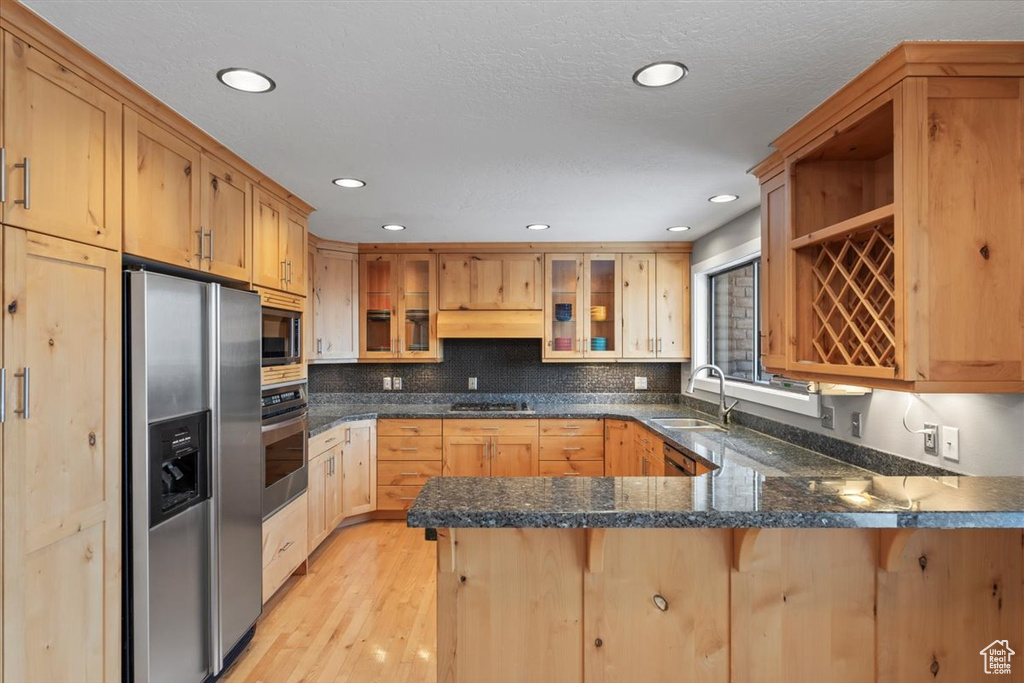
399;472;420;476
562;425;582;429
279;541;294;553
398;497;417;501
479;427;500;431
563;447;583;452
324;437;337;444
400;426;420;430
563;472;580;476
398;447;419;451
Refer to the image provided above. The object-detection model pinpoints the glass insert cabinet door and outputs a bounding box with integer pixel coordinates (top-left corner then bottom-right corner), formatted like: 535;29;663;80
544;254;584;358
398;254;437;358
584;254;621;358
360;254;397;358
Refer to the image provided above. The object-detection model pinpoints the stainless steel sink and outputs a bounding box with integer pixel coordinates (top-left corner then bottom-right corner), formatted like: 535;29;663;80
651;418;726;432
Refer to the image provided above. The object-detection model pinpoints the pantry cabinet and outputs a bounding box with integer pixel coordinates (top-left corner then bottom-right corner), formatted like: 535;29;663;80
310;247;359;362
2;227;121;681
752;46;1024;392
359;253;439;360
2;33;122;250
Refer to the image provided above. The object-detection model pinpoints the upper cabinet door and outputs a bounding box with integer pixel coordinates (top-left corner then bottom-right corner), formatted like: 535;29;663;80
544;254;584;359
201;154;251;282
359;254;399;359
759;172;788;373
655;252;690;359
252;188;284;289
621;253;656;358
397;254;438;359
3;227;121;681
583;254;622;359
313;249;359;361
282;210;306;295
123;108;201;269
3;35;121;249
439;253;542;310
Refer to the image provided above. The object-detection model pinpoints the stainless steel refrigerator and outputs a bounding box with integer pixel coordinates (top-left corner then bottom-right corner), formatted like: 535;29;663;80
125;270;263;682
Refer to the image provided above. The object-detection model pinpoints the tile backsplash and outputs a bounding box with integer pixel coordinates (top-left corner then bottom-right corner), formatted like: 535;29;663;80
309;339;681;394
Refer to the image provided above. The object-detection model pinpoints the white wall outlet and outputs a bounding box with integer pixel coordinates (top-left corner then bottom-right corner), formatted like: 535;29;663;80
923;423;939;455
393;377;403;391
941;426;960;462
851;411;862;438
468;377;478;390
634;376;648;390
383;377;392;391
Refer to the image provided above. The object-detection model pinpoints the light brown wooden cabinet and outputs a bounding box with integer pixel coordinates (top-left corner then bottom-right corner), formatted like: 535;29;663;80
2;33;122;250
342;421;377;517
442;420;539;477
359;253;439;360
439;252;543;310
753;46;1024;392
310;247;358;362
262;492;308;604
603;419;635;476
200;153;252;281
253;188;305;295
377;419;442;512
307;445;343;555
2;227;121;681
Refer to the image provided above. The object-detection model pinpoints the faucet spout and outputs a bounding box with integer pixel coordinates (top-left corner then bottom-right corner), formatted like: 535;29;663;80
685;363;739;425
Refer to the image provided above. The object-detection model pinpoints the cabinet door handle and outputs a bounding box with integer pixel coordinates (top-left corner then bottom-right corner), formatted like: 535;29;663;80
0;368;5;424
399;471;420;476
208;229;215;262
281;260;288;283
317;338;323;354
13;368;29;419
563;447;583;452
648;337;654;353
657;338;663;354
196;228;206;261
279;541;294;553
345;427;352;444
14;157;30;209
0;147;6;204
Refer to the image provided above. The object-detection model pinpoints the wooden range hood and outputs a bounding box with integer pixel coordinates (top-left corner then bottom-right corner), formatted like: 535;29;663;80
436;310;544;339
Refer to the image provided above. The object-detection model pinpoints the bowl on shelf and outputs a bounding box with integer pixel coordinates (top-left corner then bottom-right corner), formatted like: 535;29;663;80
553;336;573;351
554;303;573;322
590;337;607;351
590;306;607;322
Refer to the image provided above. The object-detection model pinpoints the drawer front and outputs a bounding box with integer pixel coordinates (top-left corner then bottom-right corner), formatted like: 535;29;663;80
377;485;423;510
309;425;346;458
539;436;605;461
262;493;308;602
539;418;603;437
378;418;443;437
378;435;443;461
539;460;605;477
443;419;539;436
378;461;443;486
262;363;306;387
257;286;305;312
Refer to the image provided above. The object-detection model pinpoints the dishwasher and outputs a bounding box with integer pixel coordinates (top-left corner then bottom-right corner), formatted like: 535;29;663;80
663;443;698;476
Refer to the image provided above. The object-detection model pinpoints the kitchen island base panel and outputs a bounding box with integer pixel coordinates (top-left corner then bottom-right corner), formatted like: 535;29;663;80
435;528;1023;683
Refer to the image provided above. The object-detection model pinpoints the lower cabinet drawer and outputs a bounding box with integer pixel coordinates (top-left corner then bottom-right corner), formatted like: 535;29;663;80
377;485;423;510
262;363;306;387
309;425;345;458
539;436;605;461
443;419;539;436
378;461;442;486
539;460;605;477
262;493;308;603
378;435;443;461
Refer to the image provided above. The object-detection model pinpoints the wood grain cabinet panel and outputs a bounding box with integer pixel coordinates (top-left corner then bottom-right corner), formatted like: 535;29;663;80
253;188;287;290
538;460;604;477
378;461;443;486
491;436;539;477
378;418;443;438
262;493;308;603
539;418;603;437
282;210;306;295
439;253;542;310
341;421;376;517
311;248;358;361
123;108;201;269
2;227;121;681
654;252;690;360
759;172;788;373
377;436;443;461
621;253;657;358
539;436;604;462
3;34;122;249
441;437;491;477
603;419;636;476
200;153;251;281
377;486;425;511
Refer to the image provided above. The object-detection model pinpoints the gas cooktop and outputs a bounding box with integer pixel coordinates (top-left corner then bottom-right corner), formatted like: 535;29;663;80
449;402;533;413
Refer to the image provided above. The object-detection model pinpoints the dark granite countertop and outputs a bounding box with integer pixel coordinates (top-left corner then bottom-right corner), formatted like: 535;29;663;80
308;400;1024;529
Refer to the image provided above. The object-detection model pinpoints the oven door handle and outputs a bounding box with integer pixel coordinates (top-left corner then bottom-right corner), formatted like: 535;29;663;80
262;412;308;434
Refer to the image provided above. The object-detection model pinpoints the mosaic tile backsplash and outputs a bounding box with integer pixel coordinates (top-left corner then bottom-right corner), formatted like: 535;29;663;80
308;339;682;394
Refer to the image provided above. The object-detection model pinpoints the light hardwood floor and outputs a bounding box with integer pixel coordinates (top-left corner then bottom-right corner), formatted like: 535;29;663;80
224;521;437;683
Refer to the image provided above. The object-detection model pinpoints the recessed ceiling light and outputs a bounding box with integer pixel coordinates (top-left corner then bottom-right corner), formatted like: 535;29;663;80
632;61;688;88
332;178;366;188
666;226;691;232
526;224;550;231
216;68;276;93
708;194;739;203
381;224;406;231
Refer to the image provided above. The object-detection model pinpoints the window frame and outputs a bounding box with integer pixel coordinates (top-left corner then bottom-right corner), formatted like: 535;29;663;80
707;257;765;385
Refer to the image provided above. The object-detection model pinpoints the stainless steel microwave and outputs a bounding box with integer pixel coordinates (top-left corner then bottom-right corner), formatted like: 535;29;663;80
261;307;301;366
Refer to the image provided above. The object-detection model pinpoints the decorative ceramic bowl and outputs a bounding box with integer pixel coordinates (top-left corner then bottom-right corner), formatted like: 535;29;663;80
590;337;607;350
590;306;607;321
554;303;573;322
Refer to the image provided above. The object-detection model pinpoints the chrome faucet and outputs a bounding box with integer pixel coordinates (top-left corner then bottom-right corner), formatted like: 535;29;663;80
685;363;739;425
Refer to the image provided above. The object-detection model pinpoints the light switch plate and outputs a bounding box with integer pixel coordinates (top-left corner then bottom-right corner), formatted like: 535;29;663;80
383;377;392;391
820;405;835;430
851;411;862;438
468;377;478;390
634;376;648;390
393;377;403;391
941;426;960;462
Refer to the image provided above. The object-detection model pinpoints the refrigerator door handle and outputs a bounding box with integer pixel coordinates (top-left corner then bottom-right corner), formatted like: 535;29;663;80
208;283;223;676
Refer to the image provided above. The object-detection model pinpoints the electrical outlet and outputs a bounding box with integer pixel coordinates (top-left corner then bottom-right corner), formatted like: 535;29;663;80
393;377;403;391
851;411;862;438
820;405;835;430
923;422;938;455
634;376;648;390
383;377;392;391
941;426;960;462
468;377;478;390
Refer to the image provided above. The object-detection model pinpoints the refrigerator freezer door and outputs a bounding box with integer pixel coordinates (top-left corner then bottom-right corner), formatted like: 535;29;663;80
212;286;263;671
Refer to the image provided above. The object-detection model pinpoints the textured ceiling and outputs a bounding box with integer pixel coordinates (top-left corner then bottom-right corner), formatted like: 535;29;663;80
23;1;1024;243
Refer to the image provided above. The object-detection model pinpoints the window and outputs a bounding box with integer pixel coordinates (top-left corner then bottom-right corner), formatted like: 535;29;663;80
708;258;771;384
